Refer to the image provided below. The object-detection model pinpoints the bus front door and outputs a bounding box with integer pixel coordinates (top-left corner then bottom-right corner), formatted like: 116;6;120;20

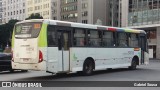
140;36;145;64
58;30;71;72
140;34;148;64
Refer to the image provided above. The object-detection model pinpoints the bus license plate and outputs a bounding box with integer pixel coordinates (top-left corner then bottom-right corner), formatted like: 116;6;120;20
23;58;30;62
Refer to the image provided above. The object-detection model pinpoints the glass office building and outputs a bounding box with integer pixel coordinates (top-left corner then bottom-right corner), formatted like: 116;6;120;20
128;0;160;26
108;0;160;59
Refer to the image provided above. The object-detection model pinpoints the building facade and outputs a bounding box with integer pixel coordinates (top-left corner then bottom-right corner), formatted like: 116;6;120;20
108;0;160;59
0;0;2;24
26;0;52;19
107;0;129;27
52;0;107;25
2;0;26;24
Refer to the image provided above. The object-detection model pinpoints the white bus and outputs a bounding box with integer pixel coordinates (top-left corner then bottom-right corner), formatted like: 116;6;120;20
12;19;149;75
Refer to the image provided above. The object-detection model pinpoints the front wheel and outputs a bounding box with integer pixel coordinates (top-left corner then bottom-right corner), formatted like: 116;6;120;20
83;60;94;76
129;59;137;70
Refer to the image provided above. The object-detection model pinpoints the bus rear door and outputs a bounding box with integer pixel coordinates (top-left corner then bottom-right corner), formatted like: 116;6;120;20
57;27;71;72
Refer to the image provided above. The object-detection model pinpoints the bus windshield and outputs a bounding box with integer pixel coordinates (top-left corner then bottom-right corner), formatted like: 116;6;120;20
15;22;42;38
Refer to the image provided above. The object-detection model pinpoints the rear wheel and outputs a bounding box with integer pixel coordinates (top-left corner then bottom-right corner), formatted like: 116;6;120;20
83;60;94;76
107;68;112;71
9;69;14;72
21;70;28;72
129;58;137;70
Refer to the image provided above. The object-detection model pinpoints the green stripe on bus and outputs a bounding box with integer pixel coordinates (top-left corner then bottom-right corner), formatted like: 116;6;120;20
38;23;48;47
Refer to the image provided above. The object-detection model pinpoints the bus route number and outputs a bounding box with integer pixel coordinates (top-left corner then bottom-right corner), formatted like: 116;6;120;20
34;24;41;29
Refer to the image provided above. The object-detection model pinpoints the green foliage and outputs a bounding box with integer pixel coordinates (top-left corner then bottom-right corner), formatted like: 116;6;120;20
25;13;43;20
0;19;19;50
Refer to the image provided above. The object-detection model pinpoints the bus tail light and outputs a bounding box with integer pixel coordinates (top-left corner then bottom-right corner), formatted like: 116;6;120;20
39;50;43;63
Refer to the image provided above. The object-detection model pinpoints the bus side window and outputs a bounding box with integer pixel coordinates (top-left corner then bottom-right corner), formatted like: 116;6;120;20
102;31;114;47
129;34;139;47
47;25;57;47
88;30;101;47
117;33;128;47
73;29;86;47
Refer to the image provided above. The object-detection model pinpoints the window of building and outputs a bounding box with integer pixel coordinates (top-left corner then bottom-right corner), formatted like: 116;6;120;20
82;11;88;17
53;17;57;20
82;20;88;24
146;30;157;39
82;3;88;9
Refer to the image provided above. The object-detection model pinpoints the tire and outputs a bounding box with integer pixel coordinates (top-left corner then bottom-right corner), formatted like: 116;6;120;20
129;59;137;70
10;69;14;72
83;60;94;76
107;68;112;71
21;70;28;72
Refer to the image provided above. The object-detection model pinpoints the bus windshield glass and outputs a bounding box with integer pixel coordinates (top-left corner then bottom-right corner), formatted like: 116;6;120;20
15;22;42;38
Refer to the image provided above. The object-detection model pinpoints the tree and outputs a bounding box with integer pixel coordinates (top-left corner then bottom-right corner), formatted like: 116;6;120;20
0;19;19;50
25;13;43;20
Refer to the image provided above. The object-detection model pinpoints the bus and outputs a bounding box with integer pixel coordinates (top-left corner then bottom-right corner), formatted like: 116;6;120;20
12;19;149;75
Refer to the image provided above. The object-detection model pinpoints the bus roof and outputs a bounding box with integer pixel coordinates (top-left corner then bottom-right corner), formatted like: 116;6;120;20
47;20;146;34
16;19;146;34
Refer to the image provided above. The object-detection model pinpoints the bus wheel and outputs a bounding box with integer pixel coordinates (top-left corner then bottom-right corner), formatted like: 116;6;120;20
21;70;28;72
83;60;94;76
10;69;14;72
129;58;137;70
107;68;112;71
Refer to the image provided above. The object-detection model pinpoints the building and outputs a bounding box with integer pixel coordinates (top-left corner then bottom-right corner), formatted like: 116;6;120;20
108;0;160;59
26;0;107;25
106;0;129;27
1;0;26;24
26;0;52;19
52;0;107;25
0;0;2;24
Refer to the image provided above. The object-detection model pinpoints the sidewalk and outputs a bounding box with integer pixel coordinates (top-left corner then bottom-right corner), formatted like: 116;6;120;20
150;58;160;61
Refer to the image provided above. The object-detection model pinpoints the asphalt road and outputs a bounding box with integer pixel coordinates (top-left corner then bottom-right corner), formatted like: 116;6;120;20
0;60;160;81
1;60;160;90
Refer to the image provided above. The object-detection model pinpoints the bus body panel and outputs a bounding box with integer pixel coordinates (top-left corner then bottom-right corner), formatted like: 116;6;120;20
47;47;58;73
12;47;47;70
60;51;70;71
47;47;70;73
13;38;38;64
69;48;141;72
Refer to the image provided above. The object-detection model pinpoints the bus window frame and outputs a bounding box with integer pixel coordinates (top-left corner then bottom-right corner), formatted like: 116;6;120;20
14;22;42;39
129;33;140;48
72;28;87;47
47;25;58;47
139;33;148;52
117;32;129;48
87;29;102;47
55;26;72;50
46;25;145;49
102;30;116;48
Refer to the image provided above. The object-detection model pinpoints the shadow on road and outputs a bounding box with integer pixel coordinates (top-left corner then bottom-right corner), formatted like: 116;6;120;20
13;68;153;81
0;70;29;75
